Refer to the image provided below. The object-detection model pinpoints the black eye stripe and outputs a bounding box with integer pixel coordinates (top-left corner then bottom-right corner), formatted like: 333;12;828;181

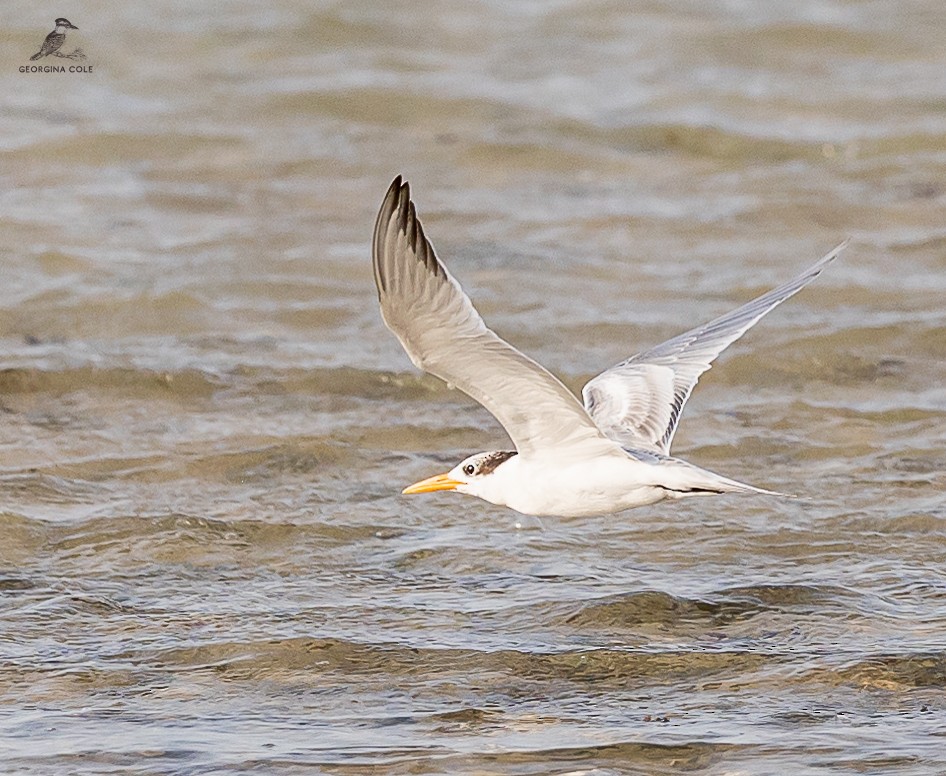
477;451;517;475
462;451;517;478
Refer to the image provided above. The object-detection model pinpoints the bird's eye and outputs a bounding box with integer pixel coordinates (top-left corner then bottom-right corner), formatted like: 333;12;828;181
463;464;475;476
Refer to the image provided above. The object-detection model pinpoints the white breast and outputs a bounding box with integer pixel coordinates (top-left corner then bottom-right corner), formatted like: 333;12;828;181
472;451;670;518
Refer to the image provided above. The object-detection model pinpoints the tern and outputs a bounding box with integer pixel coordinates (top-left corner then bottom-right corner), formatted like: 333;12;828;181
373;176;845;518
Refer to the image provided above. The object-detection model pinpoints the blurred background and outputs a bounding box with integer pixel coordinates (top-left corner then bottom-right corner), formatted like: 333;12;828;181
1;1;945;773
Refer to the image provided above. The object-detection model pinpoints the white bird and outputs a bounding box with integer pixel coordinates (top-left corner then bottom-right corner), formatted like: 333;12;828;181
373;176;846;518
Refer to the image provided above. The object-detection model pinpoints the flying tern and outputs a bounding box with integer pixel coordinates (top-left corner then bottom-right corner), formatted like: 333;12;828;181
373;176;845;518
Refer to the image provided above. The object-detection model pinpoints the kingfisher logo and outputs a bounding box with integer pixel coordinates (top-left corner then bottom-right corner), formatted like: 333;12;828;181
20;17;92;72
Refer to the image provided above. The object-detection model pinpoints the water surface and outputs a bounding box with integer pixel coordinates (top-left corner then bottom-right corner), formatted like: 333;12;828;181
1;1;946;773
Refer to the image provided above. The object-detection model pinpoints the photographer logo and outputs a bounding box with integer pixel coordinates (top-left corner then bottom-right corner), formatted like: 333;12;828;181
21;18;92;73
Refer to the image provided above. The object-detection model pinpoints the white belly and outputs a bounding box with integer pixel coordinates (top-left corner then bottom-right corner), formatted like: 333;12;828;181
478;453;672;518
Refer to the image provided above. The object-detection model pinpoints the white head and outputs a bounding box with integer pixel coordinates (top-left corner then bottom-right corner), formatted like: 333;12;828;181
55;18;78;31
402;450;518;505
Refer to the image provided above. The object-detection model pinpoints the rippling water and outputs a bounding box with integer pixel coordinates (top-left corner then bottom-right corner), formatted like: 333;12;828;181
2;1;946;773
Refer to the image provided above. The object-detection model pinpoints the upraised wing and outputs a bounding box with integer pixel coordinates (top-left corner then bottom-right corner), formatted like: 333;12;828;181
582;241;847;454
373;176;617;459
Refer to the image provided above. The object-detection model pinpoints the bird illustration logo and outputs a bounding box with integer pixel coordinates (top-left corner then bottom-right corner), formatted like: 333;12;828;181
30;18;82;60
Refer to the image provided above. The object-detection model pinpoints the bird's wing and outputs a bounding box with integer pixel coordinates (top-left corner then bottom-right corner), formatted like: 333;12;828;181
582;241;847;454
32;32;57;57
373;176;617;459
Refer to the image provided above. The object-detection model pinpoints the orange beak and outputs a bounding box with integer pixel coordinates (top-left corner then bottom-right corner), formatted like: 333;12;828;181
402;472;462;495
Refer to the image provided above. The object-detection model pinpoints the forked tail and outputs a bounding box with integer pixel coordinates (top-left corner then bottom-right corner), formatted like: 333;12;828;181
654;455;793;499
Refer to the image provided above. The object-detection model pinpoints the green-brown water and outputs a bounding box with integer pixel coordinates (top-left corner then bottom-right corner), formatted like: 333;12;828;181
2;1;946;773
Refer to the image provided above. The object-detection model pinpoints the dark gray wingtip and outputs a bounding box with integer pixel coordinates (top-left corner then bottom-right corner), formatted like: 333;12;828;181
396;179;411;235
371;175;447;299
807;238;848;277
372;176;406;296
